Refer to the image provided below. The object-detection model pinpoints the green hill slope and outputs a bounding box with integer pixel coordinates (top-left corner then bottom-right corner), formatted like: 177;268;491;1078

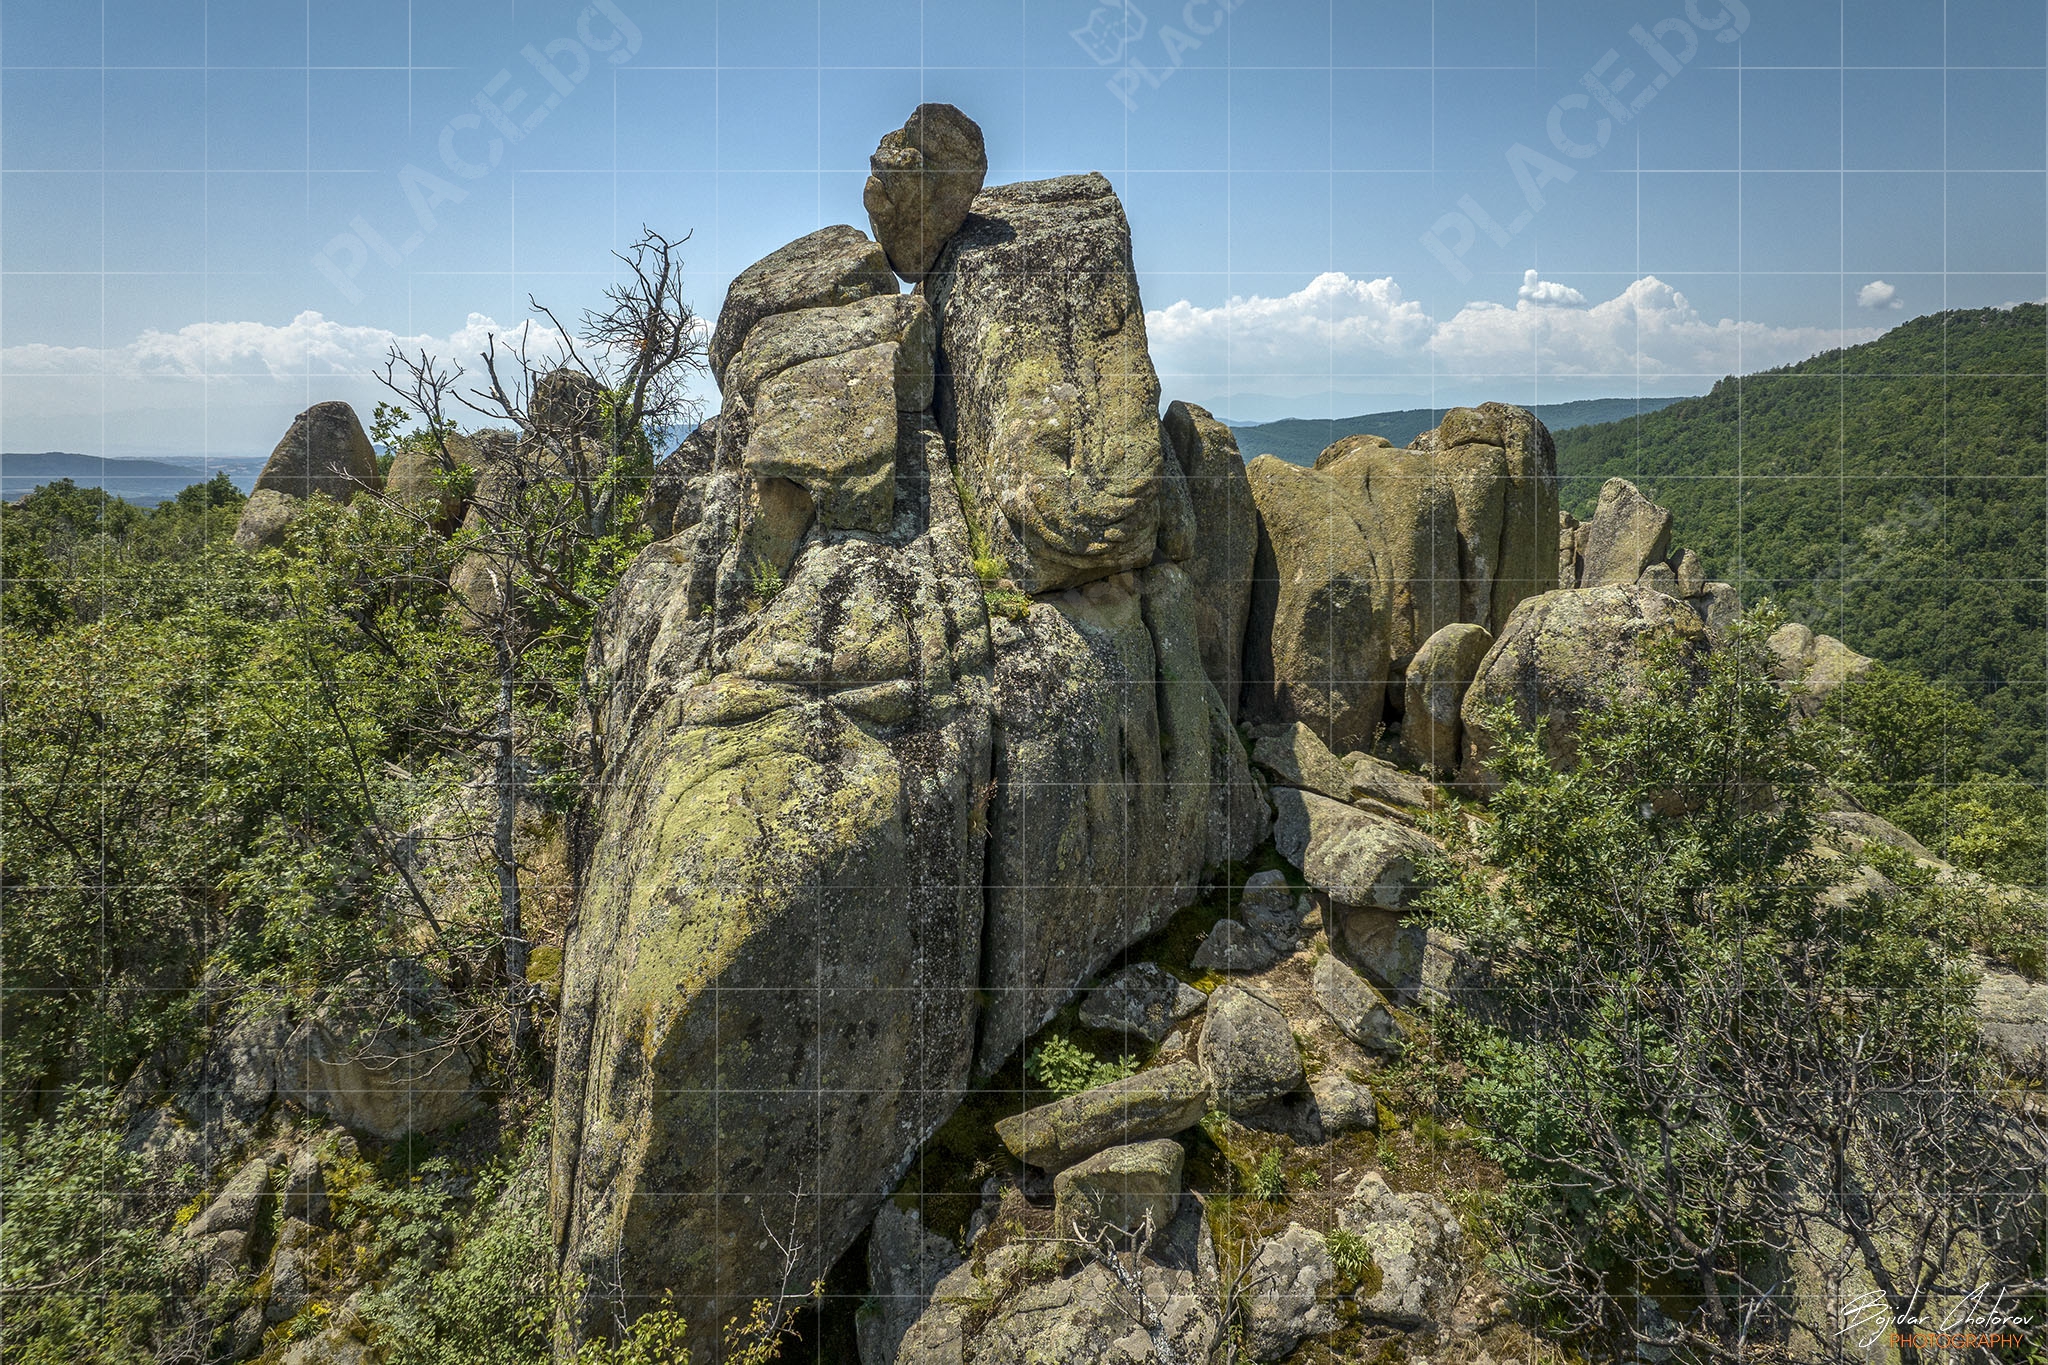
1232;396;1687;466
1554;304;2046;777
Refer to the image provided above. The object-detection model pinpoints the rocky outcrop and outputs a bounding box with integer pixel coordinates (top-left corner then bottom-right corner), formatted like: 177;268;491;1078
1164;401;1259;717
233;401;381;548
1460;584;1711;793
1312;953;1404;1054
1271;788;1432;912
383;430;474;533
1244;405;1559;753
1199;986;1304;1114
929;172;1167;594
1575;476;1672;587
553;157;1265;1353
863;104;988;282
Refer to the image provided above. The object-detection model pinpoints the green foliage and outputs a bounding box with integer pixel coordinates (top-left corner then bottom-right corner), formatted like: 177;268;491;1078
1322;1228;1377;1293
1553;304;2048;778
0;1088;174;1364
1423;612;2002;1354
1249;1149;1287;1203
1023;1033;1137;1096
574;1294;692;1364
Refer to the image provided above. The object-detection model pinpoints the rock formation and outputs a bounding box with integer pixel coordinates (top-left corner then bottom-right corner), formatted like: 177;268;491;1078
233;400;381;549
862;103;988;282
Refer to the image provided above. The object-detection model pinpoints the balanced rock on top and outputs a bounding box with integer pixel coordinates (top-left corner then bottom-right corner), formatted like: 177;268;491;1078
863;103;988;282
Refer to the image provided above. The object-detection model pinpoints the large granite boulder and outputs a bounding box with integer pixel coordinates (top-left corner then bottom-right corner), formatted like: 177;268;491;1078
1243;1223;1340;1361
383;429;475;534
1271;788;1431;911
994;1060;1209;1172
1051;1138;1184;1246
930;173;1167;594
1977;965;2047;1080
1312;953;1404;1054
1250;722;1354;804
1199;986;1304;1114
1241;454;1390;753
1459;584;1711;793
233;401;381;548
1576;477;1673;588
1401;622;1494;776
863;104;988;282
706;225;898;385
1338;1173;1464;1326
551;426;994;1355
1767;621;1876;718
1317;403;1559;666
1164;401;1259;716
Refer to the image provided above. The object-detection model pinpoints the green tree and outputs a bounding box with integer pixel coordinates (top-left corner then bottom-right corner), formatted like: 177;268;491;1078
1424;617;2026;1364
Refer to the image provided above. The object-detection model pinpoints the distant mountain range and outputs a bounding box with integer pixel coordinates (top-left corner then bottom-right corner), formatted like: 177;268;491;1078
2;453;265;506
1228;396;1689;466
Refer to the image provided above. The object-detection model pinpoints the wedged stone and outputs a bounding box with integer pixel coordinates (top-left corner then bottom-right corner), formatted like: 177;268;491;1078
1673;547;1706;597
1191;919;1284;973
858;1202;961;1365
1460;584;1710;793
1577;477;1672;587
863;104;987;282
1164;400;1259;716
644;418;717;541
1312;954;1404;1054
1237;870;1314;951
1401;622;1494;776
1078;963;1207;1044
1242;1223;1339;1361
1341;750;1436;809
1241;454;1389;752
1338;1173;1464;1326
931;173;1167;593
1051;1138;1184;1246
185;1154;274;1240
1271;788;1433;911
1199;986;1304;1114
993;1061;1209;1172
724;293;935;411
708;224;897;385
1251;722;1353;803
1308;1072;1377;1136
1557;510;1581;587
1639;560;1681;597
742;341;903;533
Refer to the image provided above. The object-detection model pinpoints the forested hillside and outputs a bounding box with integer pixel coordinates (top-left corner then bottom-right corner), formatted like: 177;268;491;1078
1554;304;2047;777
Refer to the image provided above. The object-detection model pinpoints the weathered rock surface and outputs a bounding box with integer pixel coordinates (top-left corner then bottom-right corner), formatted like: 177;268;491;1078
859;1202;962;1365
277;969;480;1141
1237;869;1315;952
1687;580;1742;641
1052;1138;1184;1246
1325;909;1466;1011
994;1061;1210;1172
1309;1071;1378;1136
1192;918;1285;973
1251;722;1354;803
742;340;908;533
1341;750;1435;808
1339;1173;1464;1326
1577;477;1673;587
233;401;381;548
551;423;993;1353
645;418;717;541
1769;621;1876;717
1200;986;1304;1114
1272;788;1432;910
1078;962;1207;1044
930;173;1167;594
1243;1223;1340;1361
383;429;473;533
1977;966;2047;1080
863;104;988;282
1164;401;1259;716
1401;622;1494;775
975;562;1265;1070
706;225;898;385
1460;584;1710;792
1312;953;1405;1054
1241;453;1389;753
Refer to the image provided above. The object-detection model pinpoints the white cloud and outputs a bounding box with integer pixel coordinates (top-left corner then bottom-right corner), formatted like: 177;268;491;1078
1147;272;1884;396
1517;269;1586;308
1857;279;1902;310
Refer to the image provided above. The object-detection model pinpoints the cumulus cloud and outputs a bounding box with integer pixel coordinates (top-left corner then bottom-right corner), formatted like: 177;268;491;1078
0;310;565;382
1146;272;1883;395
1857;280;1902;310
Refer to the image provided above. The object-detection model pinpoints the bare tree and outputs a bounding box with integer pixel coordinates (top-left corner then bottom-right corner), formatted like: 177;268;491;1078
375;226;707;1052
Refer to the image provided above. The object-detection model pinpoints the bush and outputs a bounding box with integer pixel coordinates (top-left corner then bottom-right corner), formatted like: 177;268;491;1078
1024;1034;1136;1096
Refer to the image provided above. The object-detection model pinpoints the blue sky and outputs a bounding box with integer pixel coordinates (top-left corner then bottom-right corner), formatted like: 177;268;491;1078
2;0;2046;455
